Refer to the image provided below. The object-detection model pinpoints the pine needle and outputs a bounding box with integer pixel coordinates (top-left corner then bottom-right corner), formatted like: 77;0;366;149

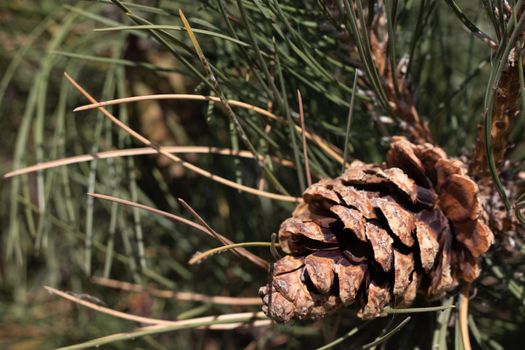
45;286;181;325
178;198;269;270
89;192;269;270
64;73;299;202
189;242;276;265
297;90;312;187
459;284;472;350
362;317;411;349
91;276;262;305
56;316;269;350
4;146;294;178
73;94;344;164
46;284;268;349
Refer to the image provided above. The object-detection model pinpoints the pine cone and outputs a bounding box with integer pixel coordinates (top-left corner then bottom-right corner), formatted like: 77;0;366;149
259;136;494;322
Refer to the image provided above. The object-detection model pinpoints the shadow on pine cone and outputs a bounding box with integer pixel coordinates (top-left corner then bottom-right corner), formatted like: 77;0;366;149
259;136;494;322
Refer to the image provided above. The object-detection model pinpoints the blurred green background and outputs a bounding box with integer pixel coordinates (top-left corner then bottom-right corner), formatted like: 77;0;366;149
0;1;524;349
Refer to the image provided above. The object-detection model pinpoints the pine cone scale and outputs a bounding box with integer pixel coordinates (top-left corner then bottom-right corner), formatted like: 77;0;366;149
364;222;393;272
414;220;440;272
304;252;337;294
373;197;416;246
393;251;415;297
330;205;367;241
333;185;377;219
336;259;366;306
358;281;391;319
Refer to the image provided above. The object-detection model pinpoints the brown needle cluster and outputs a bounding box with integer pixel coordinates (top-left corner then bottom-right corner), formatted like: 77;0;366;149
259;136;493;322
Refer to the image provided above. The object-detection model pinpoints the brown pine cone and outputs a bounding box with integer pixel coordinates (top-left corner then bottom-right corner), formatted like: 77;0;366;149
259;136;494;322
